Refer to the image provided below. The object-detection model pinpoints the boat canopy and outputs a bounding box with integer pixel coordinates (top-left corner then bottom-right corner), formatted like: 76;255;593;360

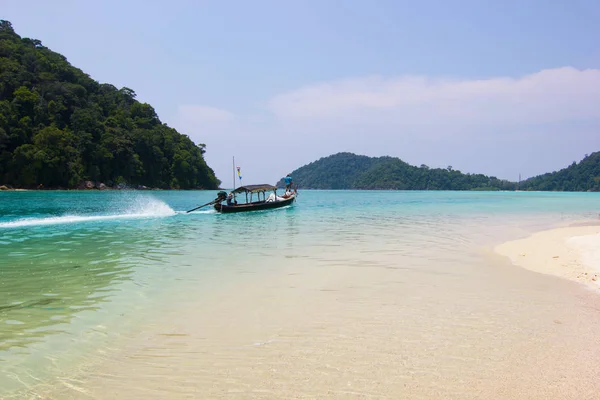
232;184;277;194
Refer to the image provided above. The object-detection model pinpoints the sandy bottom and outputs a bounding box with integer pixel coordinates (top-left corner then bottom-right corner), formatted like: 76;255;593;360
24;237;600;400
495;225;600;290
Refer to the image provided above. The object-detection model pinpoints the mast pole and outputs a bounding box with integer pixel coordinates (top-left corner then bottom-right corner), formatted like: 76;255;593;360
233;156;235;191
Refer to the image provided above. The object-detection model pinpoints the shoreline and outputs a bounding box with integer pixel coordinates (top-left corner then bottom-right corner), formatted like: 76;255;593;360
4;209;600;398
1;181;223;192
2;185;600;192
25;218;600;399
495;223;600;291
0;187;220;192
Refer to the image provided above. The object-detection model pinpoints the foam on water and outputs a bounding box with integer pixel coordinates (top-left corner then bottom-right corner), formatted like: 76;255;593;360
0;196;175;228
180;209;217;215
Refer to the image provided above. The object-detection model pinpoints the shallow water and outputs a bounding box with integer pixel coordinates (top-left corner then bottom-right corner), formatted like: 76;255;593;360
1;190;600;399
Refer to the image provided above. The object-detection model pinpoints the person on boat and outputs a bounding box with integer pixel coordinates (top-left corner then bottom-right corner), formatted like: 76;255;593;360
226;192;237;206
284;174;293;193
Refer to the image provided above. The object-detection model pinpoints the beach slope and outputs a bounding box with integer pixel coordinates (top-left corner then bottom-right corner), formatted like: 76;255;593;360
495;225;600;290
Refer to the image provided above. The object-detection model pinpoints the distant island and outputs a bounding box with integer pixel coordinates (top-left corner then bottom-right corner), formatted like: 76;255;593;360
0;20;220;190
277;152;600;192
3;19;597;194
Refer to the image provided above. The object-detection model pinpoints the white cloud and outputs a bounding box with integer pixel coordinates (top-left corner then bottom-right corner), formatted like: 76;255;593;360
267;67;600;125
168;69;600;185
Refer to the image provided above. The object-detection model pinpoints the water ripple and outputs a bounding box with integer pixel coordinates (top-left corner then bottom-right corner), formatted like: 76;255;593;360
1;190;599;396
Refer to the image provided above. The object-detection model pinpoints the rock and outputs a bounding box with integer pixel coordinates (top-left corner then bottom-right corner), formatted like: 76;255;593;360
78;180;95;190
96;183;107;190
0;185;9;190
552;256;559;259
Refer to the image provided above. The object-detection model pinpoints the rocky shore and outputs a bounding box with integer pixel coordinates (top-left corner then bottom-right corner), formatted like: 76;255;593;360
76;181;154;190
0;181;159;191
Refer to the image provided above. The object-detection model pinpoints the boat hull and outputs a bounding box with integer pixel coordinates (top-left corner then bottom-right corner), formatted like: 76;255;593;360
214;194;296;213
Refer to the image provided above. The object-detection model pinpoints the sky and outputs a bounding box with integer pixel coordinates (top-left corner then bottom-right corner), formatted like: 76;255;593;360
3;0;600;185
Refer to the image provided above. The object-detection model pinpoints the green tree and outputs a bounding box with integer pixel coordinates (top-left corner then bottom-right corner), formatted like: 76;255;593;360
0;19;220;189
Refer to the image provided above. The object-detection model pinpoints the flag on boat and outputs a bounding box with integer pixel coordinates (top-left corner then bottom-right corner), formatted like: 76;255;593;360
236;166;242;181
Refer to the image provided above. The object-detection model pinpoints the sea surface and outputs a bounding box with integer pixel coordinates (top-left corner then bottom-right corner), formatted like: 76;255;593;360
1;190;600;399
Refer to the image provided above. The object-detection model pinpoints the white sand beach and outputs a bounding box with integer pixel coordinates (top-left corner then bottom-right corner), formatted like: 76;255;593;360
495;225;600;290
5;191;600;400
26;224;600;400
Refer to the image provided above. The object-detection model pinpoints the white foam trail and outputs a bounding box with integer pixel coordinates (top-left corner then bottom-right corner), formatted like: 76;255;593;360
0;198;176;228
179;209;217;215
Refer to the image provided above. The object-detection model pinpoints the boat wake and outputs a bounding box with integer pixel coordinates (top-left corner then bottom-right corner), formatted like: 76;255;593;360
0;198;176;228
179;209;217;215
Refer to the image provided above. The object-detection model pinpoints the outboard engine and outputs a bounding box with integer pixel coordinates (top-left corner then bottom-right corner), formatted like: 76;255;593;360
216;191;228;202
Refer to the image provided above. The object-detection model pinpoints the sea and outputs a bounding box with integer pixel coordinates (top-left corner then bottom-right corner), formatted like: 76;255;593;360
1;190;600;399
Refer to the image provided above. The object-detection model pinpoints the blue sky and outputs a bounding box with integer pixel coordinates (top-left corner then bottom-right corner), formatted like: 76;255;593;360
4;0;600;185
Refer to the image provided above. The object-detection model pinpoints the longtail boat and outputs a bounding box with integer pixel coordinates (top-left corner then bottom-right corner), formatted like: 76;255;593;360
214;184;297;213
185;156;297;214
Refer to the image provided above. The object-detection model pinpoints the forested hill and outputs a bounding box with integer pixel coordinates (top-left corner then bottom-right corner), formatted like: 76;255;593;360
279;152;515;191
0;20;220;190
278;152;600;191
519;152;600;191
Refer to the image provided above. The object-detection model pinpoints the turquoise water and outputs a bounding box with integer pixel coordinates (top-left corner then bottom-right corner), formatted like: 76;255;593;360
1;190;600;397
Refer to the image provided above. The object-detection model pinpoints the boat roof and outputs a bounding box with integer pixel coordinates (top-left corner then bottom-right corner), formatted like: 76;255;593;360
232;184;278;194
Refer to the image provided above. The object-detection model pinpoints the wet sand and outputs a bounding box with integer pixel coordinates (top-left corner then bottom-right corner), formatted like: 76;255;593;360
495;225;600;290
26;231;600;400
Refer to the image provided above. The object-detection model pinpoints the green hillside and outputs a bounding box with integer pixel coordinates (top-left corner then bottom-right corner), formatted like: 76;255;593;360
279;152;600;192
519;152;600;191
0;20;220;189
278;152;514;191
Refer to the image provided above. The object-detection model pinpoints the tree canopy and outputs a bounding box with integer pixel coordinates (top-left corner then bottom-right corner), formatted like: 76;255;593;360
0;20;220;189
278;152;600;192
518;152;600;192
